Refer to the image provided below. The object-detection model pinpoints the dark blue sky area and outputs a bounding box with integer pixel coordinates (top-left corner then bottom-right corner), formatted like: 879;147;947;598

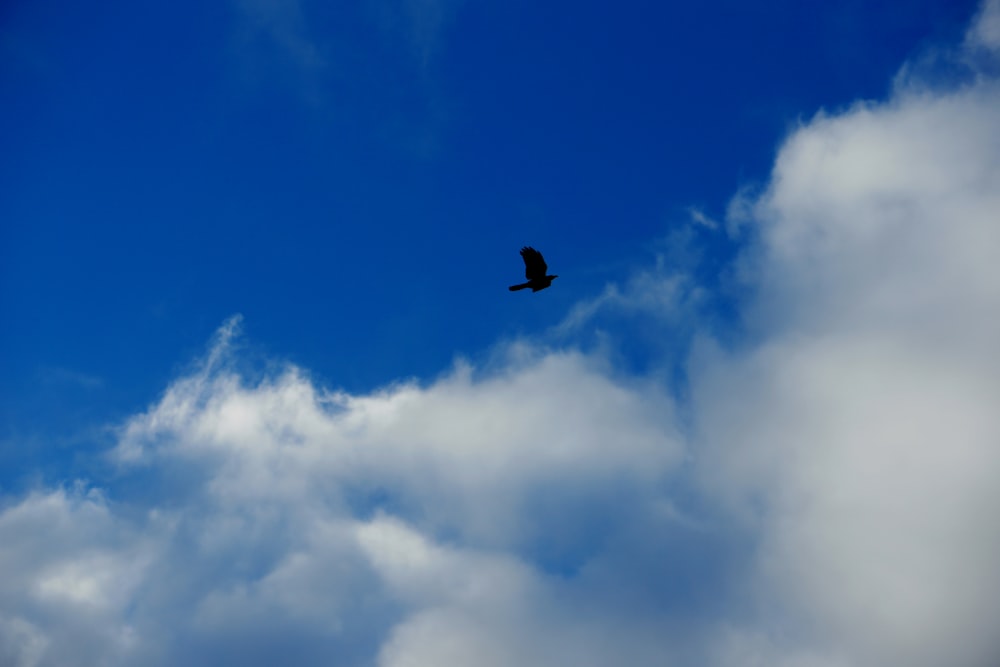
0;0;980;476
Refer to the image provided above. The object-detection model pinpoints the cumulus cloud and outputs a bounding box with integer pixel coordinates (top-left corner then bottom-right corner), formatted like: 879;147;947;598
2;314;692;666
0;485;159;666
692;4;1000;663
3;3;1000;666
114;320;681;550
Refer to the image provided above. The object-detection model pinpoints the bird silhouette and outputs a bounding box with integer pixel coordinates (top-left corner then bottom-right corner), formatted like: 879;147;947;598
509;246;558;292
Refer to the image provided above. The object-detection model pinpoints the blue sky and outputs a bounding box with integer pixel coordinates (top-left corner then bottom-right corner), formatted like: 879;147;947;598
1;0;979;445
2;1;1000;665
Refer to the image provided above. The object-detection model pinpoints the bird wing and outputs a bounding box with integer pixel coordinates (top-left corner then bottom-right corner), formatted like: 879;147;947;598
520;246;548;280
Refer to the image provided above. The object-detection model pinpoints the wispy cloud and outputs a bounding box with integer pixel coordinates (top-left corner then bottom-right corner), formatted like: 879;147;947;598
968;0;1000;51
687;206;719;230
36;367;104;390
555;267;697;335
370;0;465;72
233;0;324;69
228;0;327;96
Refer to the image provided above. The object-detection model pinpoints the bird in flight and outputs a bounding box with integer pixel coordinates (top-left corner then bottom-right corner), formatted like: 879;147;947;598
509;246;558;292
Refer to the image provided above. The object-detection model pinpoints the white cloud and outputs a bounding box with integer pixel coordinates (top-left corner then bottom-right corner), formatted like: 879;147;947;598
114;336;682;550
2;320;689;665
691;6;1000;664
3;3;1000;665
0;485;157;666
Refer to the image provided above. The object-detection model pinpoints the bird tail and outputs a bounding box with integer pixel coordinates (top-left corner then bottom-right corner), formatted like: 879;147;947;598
508;282;531;291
